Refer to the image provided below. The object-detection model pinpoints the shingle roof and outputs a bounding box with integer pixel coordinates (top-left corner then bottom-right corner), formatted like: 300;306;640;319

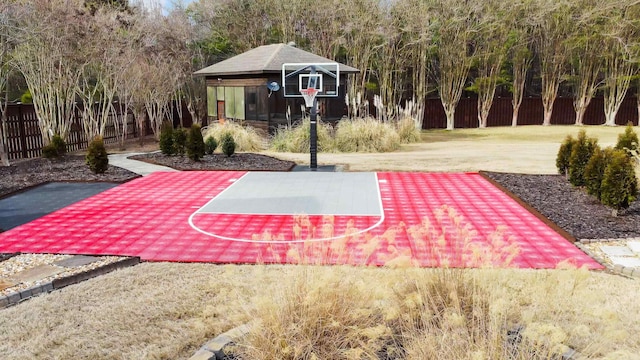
193;43;359;77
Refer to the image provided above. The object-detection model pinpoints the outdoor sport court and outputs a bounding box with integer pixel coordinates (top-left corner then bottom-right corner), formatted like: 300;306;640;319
0;171;603;269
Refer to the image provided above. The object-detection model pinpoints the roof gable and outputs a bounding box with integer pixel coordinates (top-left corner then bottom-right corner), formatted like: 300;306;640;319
194;43;359;77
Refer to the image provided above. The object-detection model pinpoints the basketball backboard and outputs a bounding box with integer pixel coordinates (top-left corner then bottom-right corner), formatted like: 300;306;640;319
282;63;340;98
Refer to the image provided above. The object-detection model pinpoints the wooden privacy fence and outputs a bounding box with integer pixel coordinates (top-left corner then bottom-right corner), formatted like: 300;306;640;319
3;103;139;161
423;96;639;129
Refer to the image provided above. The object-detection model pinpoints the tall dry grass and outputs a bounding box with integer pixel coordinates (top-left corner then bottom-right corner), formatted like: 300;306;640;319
202;121;264;152
334;117;402;152
270;118;335;153
230;207;580;359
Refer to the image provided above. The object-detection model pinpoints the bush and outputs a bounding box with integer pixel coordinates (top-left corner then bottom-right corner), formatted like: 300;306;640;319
204;136;217;155
42;134;67;159
51;135;67;155
86;136;109;174
396;116;421;144
568;130;597;187
270;118;334;153
202;121;264;152
42;144;58;159
615;122;638;155
601;149;638;215
159;122;175;155
221;133;236;157
584;146;613;200
172;128;187;156
556;135;575;177
334;117;401;152
186;124;206;161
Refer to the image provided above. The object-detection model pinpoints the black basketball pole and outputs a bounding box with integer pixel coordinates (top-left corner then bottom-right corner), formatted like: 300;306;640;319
310;96;318;170
309;66;318;170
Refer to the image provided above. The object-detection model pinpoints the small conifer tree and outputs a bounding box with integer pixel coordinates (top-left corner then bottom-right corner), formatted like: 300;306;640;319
172;128;187;156
86;136;109;174
187;124;206;161
205;136;217;155
615;122;639;156
601;149;638;216
556;135;575;177
221;133;236;157
159;122;175;155
568;130;597;186
584;146;613;200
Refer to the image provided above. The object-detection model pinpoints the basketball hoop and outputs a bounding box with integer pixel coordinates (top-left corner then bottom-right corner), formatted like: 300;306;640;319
301;88;318;108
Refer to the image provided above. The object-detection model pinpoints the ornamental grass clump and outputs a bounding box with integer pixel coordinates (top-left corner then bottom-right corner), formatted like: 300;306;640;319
203;121;263;152
270;118;334;153
396;116;421;144
568;130;597;186
334;117;401;152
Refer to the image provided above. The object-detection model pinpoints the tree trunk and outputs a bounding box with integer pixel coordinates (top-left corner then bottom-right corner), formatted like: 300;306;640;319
444;105;455;130
511;105;520;127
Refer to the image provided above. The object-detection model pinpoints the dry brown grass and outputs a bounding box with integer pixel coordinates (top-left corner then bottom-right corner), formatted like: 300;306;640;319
2;125;640;359
2;263;638;359
264;125;629;174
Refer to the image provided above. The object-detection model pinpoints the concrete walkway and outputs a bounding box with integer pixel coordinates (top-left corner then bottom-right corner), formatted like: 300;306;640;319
108;153;177;176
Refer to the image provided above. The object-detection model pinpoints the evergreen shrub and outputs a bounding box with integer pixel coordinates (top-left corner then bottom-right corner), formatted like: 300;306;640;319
221;133;236;157
601;149;638;215
173;128;187;155
556;135;575;177
159;122;175;155
568;130;597;186
187;124;206;161
615;122;638;155
584;146;613;200
86;136;109;174
205;136;218;155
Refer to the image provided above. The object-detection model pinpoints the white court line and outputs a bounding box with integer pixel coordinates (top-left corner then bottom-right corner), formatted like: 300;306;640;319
188;172;386;244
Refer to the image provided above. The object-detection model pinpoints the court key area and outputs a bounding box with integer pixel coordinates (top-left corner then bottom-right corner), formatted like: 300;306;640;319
0;171;603;269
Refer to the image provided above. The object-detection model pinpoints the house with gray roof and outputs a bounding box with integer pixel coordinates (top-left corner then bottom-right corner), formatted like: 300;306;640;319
194;43;359;132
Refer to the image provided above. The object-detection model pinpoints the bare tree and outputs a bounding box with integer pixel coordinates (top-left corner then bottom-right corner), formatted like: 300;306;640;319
600;1;639;126
431;0;478;130
0;2;18;166
532;0;572;126
12;0;85;144
472;0;509;128
567;1;605;126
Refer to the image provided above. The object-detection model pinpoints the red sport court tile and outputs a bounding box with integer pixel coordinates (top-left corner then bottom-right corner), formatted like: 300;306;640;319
0;171;603;269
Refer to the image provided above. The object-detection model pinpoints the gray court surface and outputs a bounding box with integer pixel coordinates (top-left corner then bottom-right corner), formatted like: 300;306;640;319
199;172;382;216
0;182;118;231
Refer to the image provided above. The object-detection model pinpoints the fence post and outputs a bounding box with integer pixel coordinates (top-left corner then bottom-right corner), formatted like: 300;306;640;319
17;104;28;158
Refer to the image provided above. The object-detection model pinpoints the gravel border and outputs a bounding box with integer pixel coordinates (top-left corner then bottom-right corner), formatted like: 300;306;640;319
0;256;140;308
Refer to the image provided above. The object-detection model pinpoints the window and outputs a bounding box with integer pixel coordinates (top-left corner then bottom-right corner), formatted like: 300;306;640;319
207;87;217;117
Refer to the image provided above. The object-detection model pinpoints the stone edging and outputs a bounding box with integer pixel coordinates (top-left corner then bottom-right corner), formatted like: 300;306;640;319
576;241;640;278
190;323;251;360
0;257;141;309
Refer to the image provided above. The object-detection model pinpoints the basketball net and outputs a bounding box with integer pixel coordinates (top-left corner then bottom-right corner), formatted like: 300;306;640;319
301;88;318;108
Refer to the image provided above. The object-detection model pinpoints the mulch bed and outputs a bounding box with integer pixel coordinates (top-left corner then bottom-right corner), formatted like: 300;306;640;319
130;153;296;172
0;155;139;199
484;172;640;240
